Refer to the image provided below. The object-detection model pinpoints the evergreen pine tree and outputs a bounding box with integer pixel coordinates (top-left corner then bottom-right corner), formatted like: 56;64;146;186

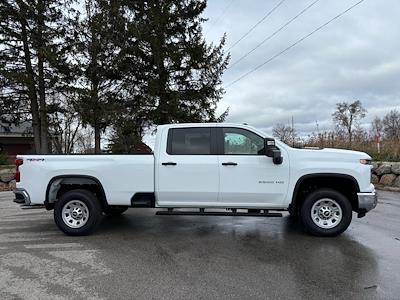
109;0;230;152
119;0;230;125
0;0;76;153
72;0;123;153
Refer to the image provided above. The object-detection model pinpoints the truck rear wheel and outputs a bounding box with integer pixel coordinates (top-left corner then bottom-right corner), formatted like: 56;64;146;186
300;189;352;237
54;189;101;236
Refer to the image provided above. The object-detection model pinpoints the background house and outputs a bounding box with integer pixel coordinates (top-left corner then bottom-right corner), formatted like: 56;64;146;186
0;122;35;164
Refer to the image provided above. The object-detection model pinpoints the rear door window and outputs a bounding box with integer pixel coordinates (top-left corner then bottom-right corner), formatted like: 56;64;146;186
168;128;212;155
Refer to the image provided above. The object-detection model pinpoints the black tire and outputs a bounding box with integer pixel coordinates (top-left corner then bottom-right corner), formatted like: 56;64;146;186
300;188;352;237
288;205;299;221
54;189;102;236
103;206;128;216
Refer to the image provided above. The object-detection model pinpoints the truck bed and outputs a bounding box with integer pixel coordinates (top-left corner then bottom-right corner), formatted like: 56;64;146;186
17;155;155;205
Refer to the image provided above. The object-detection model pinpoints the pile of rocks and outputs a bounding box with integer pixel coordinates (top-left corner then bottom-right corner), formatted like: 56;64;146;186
0;169;16;192
372;162;400;188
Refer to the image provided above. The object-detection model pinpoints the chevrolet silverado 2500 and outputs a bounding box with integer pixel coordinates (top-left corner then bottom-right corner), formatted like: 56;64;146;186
14;123;377;236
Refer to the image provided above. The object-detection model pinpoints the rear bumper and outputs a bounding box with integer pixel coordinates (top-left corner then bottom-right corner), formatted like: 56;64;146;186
357;190;378;217
13;188;31;205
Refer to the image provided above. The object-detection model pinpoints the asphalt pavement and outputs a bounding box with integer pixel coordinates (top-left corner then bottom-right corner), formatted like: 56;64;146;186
0;190;399;300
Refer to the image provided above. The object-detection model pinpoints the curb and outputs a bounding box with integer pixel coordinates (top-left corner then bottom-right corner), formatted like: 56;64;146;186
375;184;400;193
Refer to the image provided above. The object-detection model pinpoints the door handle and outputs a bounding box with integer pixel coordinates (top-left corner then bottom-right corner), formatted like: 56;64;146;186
222;162;238;166
162;162;177;166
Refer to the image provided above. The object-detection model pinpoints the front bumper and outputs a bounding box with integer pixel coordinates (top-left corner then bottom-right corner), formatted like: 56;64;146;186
13;188;31;205
357;190;378;217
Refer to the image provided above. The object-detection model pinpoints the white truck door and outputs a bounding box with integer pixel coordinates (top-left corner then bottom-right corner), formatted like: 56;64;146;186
156;127;219;206
217;127;289;207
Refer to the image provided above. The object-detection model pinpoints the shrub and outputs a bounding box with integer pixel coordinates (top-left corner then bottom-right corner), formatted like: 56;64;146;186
0;152;9;165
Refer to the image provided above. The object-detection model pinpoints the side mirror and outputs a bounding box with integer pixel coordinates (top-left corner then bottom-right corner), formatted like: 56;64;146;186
272;149;283;165
264;138;283;165
264;138;275;156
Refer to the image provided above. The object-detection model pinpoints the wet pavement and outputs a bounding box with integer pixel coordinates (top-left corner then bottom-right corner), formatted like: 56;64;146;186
0;190;399;300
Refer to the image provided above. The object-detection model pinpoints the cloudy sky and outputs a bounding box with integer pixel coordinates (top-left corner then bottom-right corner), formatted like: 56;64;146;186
202;0;400;135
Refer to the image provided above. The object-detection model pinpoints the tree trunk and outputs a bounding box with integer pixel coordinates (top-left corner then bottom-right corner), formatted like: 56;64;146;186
348;130;352;148
91;87;101;153
87;6;101;154
94;123;101;153
152;4;169;125
67;121;81;153
17;0;41;153
157;70;169;124
37;0;49;153
348;115;353;148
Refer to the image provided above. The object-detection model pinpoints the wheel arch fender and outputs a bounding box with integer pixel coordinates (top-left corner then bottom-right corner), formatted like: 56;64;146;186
45;175;108;209
291;173;360;212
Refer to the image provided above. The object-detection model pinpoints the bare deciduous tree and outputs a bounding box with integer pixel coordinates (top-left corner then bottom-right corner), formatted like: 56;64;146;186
332;100;366;147
272;123;296;145
371;116;383;138
383;109;400;140
75;127;95;154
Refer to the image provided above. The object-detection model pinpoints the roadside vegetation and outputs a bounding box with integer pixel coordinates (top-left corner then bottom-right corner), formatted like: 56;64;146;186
273;101;400;161
0;152;10;165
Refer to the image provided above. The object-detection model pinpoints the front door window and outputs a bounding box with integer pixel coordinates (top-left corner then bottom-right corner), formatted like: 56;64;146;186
223;128;264;155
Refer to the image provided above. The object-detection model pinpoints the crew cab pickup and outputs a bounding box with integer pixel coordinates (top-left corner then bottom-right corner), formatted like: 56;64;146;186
14;123;377;236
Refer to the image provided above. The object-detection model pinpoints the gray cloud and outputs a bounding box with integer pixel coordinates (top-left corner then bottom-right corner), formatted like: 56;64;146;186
203;0;400;135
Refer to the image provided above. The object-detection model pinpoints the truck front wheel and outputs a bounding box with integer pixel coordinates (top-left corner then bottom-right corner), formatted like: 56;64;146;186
54;189;101;236
300;189;352;237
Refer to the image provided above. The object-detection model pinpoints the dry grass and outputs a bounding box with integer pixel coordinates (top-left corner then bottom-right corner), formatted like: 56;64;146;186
301;133;400;161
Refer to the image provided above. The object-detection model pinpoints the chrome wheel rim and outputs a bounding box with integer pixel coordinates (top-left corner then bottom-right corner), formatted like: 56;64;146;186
62;200;89;229
311;198;342;229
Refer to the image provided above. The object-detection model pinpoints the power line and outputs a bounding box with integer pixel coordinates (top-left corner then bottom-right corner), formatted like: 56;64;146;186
225;0;366;88
227;0;321;69
227;0;288;52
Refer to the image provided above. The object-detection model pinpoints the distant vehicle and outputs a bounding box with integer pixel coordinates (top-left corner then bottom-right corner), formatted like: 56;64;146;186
14;123;377;236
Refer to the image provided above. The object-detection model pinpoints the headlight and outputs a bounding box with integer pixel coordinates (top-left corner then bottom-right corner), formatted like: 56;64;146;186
360;159;372;165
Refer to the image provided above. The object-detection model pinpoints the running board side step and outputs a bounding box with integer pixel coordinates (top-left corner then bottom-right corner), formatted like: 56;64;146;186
156;209;282;217
19;204;46;210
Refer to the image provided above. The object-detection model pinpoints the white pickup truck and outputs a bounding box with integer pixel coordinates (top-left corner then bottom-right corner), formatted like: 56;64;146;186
14;123;377;236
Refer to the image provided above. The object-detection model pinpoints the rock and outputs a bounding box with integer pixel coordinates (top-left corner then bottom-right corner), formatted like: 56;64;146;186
375;164;392;176
371;162;380;174
8;180;16;190
392;163;400;175
0;182;8;192
371;174;379;184
379;174;397;186
394;176;400;188
0;168;14;174
0;172;15;183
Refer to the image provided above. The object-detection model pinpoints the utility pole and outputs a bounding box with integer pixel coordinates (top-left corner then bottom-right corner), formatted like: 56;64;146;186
291;116;295;147
376;132;381;154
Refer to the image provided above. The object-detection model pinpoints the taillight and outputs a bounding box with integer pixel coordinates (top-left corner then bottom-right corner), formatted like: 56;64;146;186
15;158;23;182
